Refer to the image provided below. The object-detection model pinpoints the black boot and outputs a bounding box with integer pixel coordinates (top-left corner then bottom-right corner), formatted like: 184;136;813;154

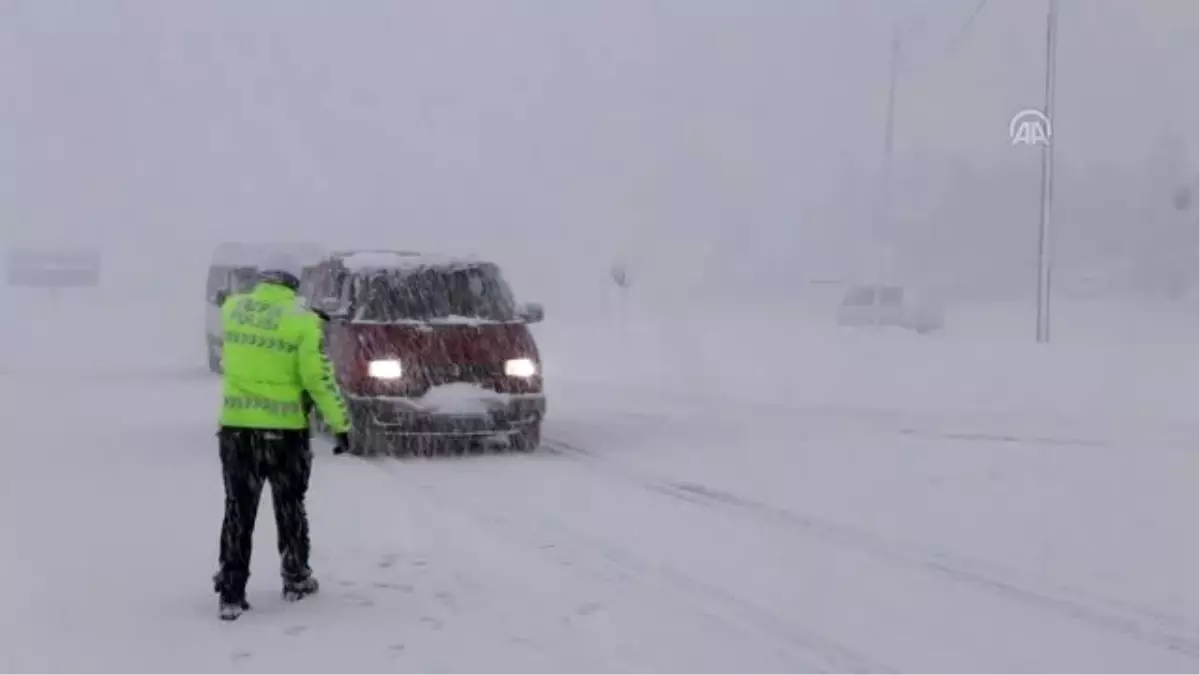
282;575;320;602
218;593;251;621
214;571;251;620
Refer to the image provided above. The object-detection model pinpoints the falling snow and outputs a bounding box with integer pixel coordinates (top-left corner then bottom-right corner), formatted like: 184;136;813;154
1;0;1197;672
0;281;1195;672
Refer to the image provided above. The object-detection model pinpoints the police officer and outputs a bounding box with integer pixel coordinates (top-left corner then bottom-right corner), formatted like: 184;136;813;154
212;267;352;620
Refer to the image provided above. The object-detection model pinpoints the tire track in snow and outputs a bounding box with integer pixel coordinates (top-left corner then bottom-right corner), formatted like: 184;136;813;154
352;450;893;674
491;505;895;674
572;383;1197;452
544;437;1199;659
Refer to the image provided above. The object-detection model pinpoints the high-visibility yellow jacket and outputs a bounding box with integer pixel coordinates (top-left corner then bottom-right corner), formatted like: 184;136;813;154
218;283;351;433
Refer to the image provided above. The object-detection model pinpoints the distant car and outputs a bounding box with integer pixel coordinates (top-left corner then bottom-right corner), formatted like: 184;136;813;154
301;249;547;456
836;284;943;334
204;242;326;373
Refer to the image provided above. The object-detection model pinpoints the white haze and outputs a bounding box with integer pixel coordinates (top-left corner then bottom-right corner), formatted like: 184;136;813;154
1;0;1196;322
1;4;1198;670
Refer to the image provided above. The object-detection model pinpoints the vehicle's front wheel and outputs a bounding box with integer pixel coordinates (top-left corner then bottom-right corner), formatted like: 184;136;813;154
346;426;376;456
340;403;376;456
207;345;223;374
512;420;542;452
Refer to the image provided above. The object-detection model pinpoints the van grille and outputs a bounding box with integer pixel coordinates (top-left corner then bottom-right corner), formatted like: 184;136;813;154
414;363;500;387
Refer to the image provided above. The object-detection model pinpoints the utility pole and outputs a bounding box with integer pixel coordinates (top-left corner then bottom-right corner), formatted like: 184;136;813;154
872;31;902;279
871;2;988;284
1034;0;1059;343
882;32;901;185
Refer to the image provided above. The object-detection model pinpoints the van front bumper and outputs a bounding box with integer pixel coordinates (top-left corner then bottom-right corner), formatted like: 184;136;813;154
344;393;545;437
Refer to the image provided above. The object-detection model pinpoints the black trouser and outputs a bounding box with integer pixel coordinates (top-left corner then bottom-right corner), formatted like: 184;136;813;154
215;427;313;598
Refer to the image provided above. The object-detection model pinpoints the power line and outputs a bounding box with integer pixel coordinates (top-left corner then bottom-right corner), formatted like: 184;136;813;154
897;0;990;76
935;0;990;62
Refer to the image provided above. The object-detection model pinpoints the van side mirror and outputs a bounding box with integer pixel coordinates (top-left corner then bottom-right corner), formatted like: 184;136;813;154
518;302;544;324
314;306;350;322
214;289;229;306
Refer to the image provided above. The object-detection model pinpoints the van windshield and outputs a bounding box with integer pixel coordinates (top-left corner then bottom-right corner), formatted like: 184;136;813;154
843;286;876;306
877;287;904;306
351;264;517;323
229;268;259;292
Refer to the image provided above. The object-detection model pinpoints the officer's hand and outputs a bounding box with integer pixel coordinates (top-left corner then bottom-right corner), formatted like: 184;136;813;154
332;432;352;455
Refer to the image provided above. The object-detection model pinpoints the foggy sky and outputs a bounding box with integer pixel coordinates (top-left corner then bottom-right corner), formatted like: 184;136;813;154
1;0;1195;306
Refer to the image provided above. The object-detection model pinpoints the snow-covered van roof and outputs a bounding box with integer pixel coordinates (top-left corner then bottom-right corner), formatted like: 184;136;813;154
211;242;327;268
331;249;491;272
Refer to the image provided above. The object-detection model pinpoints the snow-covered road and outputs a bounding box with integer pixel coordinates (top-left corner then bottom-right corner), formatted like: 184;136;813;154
0;295;1195;672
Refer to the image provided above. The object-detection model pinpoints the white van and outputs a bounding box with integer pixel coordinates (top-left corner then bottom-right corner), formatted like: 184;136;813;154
835;284;945;334
204;242;325;372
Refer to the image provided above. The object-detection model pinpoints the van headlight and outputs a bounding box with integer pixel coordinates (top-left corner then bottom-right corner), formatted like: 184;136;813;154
368;359;403;379
504;357;537;378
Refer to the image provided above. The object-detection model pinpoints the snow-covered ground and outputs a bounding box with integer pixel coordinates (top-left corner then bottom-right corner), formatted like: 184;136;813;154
0;289;1195;672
